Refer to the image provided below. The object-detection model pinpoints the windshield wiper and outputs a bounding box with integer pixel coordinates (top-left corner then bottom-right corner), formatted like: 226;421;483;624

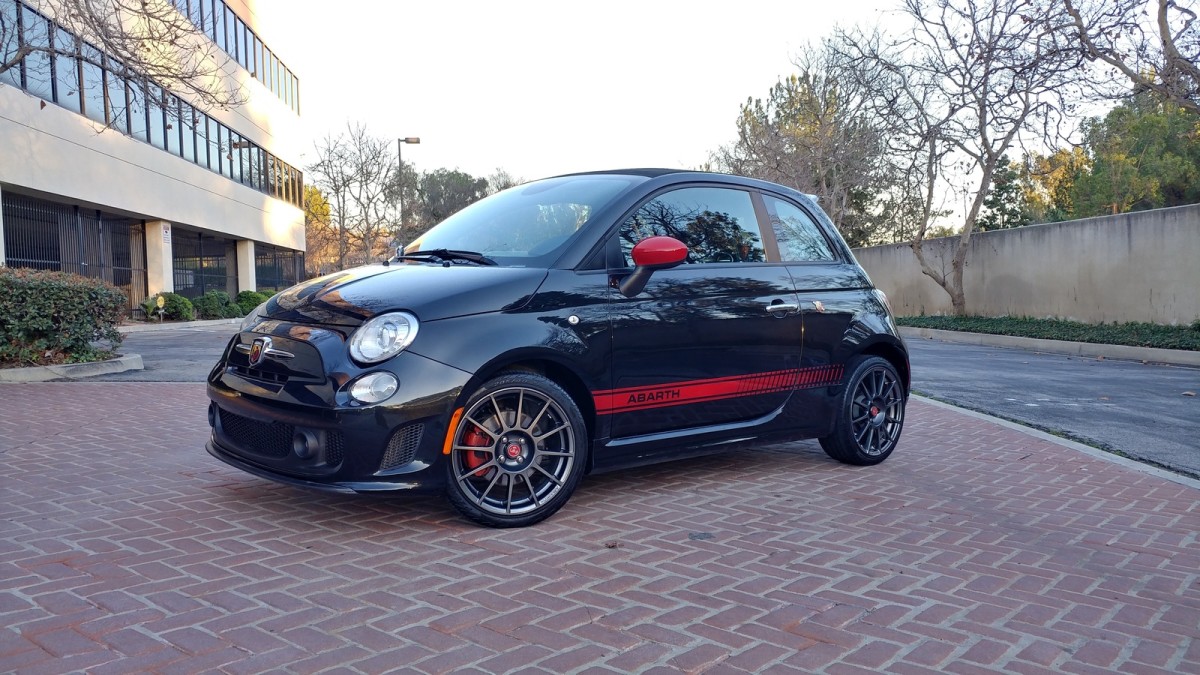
393;249;497;266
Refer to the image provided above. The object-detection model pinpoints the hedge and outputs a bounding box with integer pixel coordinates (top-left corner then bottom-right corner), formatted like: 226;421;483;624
0;267;127;367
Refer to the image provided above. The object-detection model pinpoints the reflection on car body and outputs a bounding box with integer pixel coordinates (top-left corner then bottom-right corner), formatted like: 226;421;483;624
205;169;910;527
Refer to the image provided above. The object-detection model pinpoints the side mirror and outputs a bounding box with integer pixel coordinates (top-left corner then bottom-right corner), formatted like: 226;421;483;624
619;236;688;297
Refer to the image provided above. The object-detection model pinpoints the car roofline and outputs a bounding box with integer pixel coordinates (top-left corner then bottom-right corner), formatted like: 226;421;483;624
547;168;817;201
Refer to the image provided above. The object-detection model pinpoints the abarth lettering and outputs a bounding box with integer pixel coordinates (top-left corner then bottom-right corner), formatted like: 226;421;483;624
627;389;681;405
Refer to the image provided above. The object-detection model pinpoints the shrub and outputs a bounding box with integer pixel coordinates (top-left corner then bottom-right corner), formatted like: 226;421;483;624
235;290;271;315
193;290;248;320
0;267;127;366
142;292;195;322
192;290;231;320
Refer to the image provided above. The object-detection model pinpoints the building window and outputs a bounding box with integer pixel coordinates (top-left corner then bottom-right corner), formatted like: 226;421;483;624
81;43;106;125
53;26;81;113
128;80;148;142
3;0;305;208
105;63;128;132
22;8;54;101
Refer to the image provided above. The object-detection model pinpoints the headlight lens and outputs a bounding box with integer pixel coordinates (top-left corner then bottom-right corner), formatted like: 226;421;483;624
349;311;419;363
349;372;399;404
240;301;267;331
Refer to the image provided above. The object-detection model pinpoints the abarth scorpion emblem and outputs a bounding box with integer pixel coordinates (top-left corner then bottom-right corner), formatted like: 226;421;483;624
248;337;271;367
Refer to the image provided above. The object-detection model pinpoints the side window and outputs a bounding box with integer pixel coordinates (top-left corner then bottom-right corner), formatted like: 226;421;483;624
766;196;836;262
618;187;764;266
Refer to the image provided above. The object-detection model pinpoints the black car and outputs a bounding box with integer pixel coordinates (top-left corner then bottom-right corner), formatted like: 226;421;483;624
206;169;909;527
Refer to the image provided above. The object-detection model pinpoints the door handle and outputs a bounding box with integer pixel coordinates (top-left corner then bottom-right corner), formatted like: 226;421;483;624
766;302;799;316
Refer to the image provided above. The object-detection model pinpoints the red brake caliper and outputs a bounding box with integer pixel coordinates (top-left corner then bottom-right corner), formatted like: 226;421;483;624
462;426;492;477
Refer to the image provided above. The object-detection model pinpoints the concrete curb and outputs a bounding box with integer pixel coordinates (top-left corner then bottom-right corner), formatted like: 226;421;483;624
915;395;1200;491
899;326;1200;368
118;318;240;333
0;354;144;383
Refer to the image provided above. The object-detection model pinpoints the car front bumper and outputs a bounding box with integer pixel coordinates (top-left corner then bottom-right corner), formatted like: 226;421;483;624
205;326;472;494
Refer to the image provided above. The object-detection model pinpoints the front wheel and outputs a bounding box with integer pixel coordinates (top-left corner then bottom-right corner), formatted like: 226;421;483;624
444;372;588;527
819;356;906;465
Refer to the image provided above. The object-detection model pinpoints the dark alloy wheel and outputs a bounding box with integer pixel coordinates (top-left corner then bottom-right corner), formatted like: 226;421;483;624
819;355;906;465
444;372;588;527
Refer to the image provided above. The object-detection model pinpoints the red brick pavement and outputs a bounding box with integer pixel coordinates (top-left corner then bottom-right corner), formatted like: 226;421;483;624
1;382;1198;674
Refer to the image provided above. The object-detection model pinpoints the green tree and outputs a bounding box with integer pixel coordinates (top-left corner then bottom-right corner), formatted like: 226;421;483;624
416;169;490;226
1020;148;1089;223
1072;95;1200;216
977;157;1031;231
713;41;893;248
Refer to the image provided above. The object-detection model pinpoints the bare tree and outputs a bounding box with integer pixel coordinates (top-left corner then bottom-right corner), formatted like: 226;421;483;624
1064;0;1200;114
486;168;522;194
303;185;340;277
2;0;245;119
308;133;354;270
835;0;1087;315
306;123;399;269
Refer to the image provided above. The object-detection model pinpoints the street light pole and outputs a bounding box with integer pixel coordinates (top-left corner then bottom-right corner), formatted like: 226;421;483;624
397;136;421;252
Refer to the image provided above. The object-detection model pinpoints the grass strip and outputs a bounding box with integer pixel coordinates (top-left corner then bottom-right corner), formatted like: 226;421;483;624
897;315;1200;351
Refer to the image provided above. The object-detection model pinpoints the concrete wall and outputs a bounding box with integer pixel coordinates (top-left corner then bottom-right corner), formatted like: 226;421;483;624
854;205;1200;325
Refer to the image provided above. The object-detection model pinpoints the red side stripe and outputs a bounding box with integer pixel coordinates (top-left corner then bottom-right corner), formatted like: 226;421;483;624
593;364;846;415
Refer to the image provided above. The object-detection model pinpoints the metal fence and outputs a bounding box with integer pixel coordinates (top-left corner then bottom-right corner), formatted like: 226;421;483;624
2;192;148;312
255;244;304;293
172;229;237;300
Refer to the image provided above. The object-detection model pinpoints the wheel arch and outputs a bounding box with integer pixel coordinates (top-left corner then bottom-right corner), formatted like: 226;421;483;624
458;351;599;470
856;338;910;394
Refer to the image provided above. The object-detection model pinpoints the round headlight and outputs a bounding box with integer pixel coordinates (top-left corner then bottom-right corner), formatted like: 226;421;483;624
349;311;419;363
349;372;399;404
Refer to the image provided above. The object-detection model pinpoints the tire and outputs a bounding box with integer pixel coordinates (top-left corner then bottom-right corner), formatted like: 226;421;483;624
444;372;588;527
819;355;906;466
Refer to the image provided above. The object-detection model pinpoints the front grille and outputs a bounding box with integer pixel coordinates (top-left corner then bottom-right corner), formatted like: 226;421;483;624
326;430;345;466
380;424;424;471
229;365;289;389
219;409;293;458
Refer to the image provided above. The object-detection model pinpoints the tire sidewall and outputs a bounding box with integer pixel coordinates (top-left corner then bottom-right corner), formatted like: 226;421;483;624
444;372;588;527
824;355;905;465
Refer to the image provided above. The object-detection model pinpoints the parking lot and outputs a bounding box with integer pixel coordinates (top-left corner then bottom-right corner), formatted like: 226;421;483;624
2;380;1198;673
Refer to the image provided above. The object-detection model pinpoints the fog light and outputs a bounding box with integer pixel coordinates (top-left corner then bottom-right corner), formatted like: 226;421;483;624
208;403;217;428
349;372;399;404
293;430;319;459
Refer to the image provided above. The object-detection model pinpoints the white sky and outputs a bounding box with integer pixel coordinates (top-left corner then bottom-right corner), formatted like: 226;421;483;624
253;0;900;181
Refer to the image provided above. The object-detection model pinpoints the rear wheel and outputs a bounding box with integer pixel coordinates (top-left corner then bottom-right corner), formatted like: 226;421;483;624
819;356;906;465
444;372;588;527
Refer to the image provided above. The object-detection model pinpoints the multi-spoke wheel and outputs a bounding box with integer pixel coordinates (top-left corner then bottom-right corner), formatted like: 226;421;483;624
819;356;906;466
444;372;588;527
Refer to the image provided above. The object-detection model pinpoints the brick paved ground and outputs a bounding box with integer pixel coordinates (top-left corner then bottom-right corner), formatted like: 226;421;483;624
1;382;1198;674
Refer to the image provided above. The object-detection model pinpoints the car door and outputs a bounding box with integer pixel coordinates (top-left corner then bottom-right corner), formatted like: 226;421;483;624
762;193;872;433
599;185;804;443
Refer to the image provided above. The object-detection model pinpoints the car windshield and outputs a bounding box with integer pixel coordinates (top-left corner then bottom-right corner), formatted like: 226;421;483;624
404;175;641;266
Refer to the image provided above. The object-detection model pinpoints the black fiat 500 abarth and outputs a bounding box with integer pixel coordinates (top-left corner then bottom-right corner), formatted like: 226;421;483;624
206;169;910;527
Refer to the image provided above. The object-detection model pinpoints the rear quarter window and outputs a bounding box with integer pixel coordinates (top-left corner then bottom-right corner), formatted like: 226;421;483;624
765;196;836;262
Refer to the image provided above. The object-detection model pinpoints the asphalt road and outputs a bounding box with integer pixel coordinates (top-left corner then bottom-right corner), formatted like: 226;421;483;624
97;324;1200;477
906;337;1200;478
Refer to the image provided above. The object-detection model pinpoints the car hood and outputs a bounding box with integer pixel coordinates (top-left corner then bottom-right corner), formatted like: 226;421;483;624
264;263;549;326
